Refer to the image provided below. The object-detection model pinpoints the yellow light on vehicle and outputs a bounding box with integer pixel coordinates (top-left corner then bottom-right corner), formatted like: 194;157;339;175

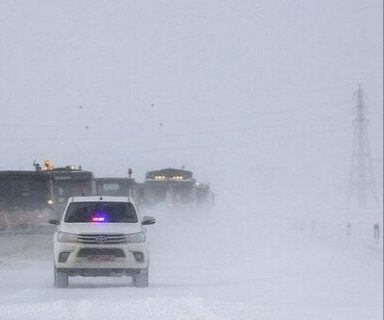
48;199;54;205
44;160;53;171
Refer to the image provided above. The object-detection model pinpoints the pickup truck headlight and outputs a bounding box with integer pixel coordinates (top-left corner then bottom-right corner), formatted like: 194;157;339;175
57;231;78;243
125;232;146;243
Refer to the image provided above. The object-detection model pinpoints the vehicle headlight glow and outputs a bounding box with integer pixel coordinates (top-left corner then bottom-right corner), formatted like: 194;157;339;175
125;232;146;243
57;231;78;243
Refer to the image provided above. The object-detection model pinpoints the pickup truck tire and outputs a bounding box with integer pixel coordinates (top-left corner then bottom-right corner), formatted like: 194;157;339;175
54;266;69;288
133;268;148;287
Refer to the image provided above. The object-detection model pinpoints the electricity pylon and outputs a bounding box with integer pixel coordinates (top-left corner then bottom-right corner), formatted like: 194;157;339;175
348;85;379;208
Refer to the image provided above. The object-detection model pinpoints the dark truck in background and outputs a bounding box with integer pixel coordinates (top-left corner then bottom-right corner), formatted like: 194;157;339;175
0;170;52;230
142;168;214;208
49;166;94;220
95;177;143;203
0;162;95;230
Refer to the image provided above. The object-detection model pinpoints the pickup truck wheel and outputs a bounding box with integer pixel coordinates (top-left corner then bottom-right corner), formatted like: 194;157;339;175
54;266;69;288
133;268;148;288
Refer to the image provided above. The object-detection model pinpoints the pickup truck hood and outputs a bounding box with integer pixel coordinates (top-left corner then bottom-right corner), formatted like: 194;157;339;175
58;222;142;235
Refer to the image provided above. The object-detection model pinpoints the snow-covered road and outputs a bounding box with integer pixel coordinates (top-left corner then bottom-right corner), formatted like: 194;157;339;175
0;205;382;320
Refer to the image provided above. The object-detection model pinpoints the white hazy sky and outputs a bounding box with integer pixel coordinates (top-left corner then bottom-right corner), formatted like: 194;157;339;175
0;0;382;209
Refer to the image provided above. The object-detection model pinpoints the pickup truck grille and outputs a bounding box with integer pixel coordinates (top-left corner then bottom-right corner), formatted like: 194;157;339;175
77;248;125;257
77;234;126;244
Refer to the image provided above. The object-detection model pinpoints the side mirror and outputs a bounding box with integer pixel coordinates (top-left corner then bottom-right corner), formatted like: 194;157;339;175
142;216;156;225
48;219;60;225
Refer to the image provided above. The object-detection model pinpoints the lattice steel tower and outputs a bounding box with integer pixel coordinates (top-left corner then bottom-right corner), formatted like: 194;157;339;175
348;85;379;207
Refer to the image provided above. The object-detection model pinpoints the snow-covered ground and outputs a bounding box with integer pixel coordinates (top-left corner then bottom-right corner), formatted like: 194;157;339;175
0;203;382;320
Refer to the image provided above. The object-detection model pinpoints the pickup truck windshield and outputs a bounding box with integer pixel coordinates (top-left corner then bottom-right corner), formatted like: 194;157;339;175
64;202;138;223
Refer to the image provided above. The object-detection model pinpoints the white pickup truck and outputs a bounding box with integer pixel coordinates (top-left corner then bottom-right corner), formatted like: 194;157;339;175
50;196;155;288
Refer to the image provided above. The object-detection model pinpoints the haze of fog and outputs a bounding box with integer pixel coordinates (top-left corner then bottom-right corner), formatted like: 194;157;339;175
0;0;382;215
0;2;383;319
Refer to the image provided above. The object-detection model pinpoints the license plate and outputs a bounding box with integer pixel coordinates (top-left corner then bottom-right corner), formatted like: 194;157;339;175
88;255;115;262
